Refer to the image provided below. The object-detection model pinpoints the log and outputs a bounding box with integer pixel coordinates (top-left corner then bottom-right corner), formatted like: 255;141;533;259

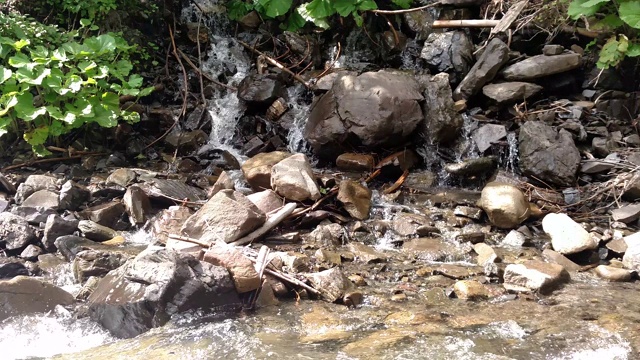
229;203;297;246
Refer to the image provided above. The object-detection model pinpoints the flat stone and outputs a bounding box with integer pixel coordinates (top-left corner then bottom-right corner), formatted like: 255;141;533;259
453;280;489;300
543;45;564;55
336;153;375;172
502;53;581;80
337;180;372;220
473;243;500;266
454;206;483;220
304;267;353;303
542;213;597;255
542;249;581;272
139;179;207;203
0;258;29;279
392;213;431;236
594;265;634;282
242;151;292;191
581;160;616;174
453;38;510;100
444;157;498;176
15;175;58;204
79;201;126;229
346;242;387;263
20;244;43;260
78;220;118;242
403;237;456;261
482;82;543;104
106;168;137;187
342;328;416;356
22;190;60;209
611;204;640;223
606;238;627;254
503;260;570;294
149;206;194;244
246;190;284;214
472;124;507;153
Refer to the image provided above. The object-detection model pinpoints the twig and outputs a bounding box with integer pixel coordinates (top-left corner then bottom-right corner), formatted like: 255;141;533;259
1;153;105;172
229;203;297;246
237;40;312;89
167;234;209;247
263;267;320;295
315;41;341;80
369;1;441;14
177;49;237;91
383;169;409;194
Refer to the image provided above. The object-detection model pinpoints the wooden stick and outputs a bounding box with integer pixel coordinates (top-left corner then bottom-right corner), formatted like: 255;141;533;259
369;1;441;14
229;203;297;246
237;40;312;89
383;169;409;194
263;267;319;295
167;234;209;247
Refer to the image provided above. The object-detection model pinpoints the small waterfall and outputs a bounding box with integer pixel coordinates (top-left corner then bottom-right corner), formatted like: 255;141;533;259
504;132;518;173
286;84;311;153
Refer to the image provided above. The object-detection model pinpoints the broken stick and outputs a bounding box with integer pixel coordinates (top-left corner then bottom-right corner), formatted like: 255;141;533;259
229;203;297;246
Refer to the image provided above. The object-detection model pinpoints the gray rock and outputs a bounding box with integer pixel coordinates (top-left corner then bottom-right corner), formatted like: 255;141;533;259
42;214;79;251
59;181;90;211
139;179;207;203
453;38;510;101
0;258;29;279
78;220;118;242
106;168;137;187
502;53;581;80
10;206;57;224
337;180;372;220
623;243;640;270
271;154;321;202
542;213;597;255
22;190;60;209
482;82;543;104
208;171;235;198
518;121;581;187
246;190;284;214
180;190;266;245
472;124;507;153
123;186;151;225
241;151;291;191
420;31;473;83
543;45;564;56
79;201;126;228
0;172;16;194
304;267;354;303
402;10;435;40
473;243;500;266
422;73;463;144
581;160;616;174
0;212;37;250
54;235;144;262
392;213;431;237
149;206;194;244
444;156;498;176
164;130;208;154
237;73;285;105
611;204;640;223
542;248;581;272
402;237;465;261
20;244;43;260
306;223;344;248
478;182;530;229
347;242;387;263
623;174;640;201
15;175;58;204
503;260;570;294
594;265;634;282
88;247;240;338
203;244;261;293
0;276;74;321
453;206;483;220
72;249;132;283
305;70;424;159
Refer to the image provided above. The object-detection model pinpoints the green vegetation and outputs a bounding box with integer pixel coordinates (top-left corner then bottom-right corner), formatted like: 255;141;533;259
226;0;415;31
568;0;640;68
0;14;154;155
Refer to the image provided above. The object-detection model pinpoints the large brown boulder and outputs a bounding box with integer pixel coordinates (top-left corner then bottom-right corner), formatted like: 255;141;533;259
241;151;291;191
304;70;424;159
271;153;321;202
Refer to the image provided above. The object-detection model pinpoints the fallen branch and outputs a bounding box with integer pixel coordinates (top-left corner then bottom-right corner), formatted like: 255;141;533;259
237;40;312;89
229;203;298;246
431;19;601;37
1;153;105;172
263;267;319;295
369;1;441;14
383;169;409;194
167;234;209;247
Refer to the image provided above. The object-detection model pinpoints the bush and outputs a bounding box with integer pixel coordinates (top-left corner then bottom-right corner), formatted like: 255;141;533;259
0;14;154;155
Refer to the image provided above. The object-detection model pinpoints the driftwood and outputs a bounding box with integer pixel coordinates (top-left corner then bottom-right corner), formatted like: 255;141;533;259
229;203;297;246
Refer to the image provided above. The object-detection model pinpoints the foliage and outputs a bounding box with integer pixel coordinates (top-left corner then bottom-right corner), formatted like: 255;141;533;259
227;0;415;31
568;0;640;68
0;14;154;155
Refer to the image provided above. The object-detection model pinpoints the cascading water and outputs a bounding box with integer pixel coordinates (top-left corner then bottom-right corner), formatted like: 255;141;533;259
285;84;311;153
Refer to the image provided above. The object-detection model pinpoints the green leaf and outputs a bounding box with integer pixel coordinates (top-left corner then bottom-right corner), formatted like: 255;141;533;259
627;43;640;57
0;117;10;137
580;0;610;7
391;0;412;9
15;67;51;85
306;0;336;18
79;18;92;27
593;14;624;30
597;35;626;68
334;0;357;16
567;0;606;19
228;0;254;20
8;52;31;68
48;120;65;137
31;144;52;157
352;11;364;27
24;126;49;145
298;4;331;29
138;86;156;97
358;0;379;11
619;1;640;29
13;39;29;50
127;74;144;88
84;34;117;54
0;95;19;117
0;66;13;84
15;92;46;121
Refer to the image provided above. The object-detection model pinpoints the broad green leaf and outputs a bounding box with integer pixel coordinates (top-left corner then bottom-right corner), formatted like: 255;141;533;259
43;68;64;94
127;74;143;88
597;35;625;68
627;43;640;57
24;126;49;145
619;1;640;29
30;46;49;60
0;95;19;117
120;88;140;96
102;92;120;108
8;52;31;68
334;0;357;16
80;18;92;27
0;117;10;137
15;67;51;85
65;74;83;93
580;0;610;7
265;0;292;17
13;39;29;50
352;12;364;27
0;66;13;84
84;34;117;54
298;4;331;29
593;14;624;30
48;120;65;137
283;10;307;31
15;92;46;121
139;86;155;97
358;0;378;11
51;48;68;62
121;111;141;124
78;61;98;72
567;0;605;19
306;0;336;18
31;144;52;157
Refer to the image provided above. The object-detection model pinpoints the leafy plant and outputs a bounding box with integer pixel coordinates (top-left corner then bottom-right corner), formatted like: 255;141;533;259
568;0;640;68
0;14;154;155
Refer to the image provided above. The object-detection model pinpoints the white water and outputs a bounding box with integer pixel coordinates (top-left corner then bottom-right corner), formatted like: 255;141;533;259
285;84;311;153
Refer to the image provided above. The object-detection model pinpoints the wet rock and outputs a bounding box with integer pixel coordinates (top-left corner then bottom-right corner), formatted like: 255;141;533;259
271;154;321;202
315;249;342;267
518;121;581;187
149;206;193;244
542;213;598;255
453;38;510;101
0;212;37;250
106;168;137;187
164;130;208;154
478;182;530;229
88;247;240;338
305;70;424;159
611;204;640;223
0;258;29;279
453;280;489;300
594;265;634;282
337;180;371;220
273;251;310;273
392;213;431;236
165;237;203;255
419;263;482;280
0;276;74;321
22;190;60;209
420;31;473;83
10;206;57;225
73;249;132;283
503;260;570;294
305;267;353;303
15;175;58;204
542;249;581;272
203;244;261;293
123;186;151;225
346;242;386;263
54;235;143;262
180;190;265;245
246;190;283;214
403;237;461;261
307;223;344;248
473;243;500;266
75;276;101;301
208;171;235;198
445;156;498;176
422;72;463;144
79;201;126;229
455;232;485;244
58;181;90;211
403;10;435;40
336;153;375;172
78;220;118;242
20;244;43;260
453;206;483;220
606;238;627;254
472;124;507;153
42;214;79;251
502;53;581;80
482;82;543;104
237;73;285;105
140;179;207;203
241;151;291;191
342;328;416;356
